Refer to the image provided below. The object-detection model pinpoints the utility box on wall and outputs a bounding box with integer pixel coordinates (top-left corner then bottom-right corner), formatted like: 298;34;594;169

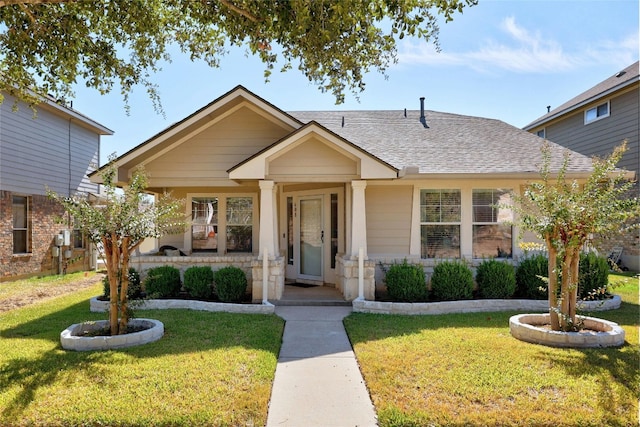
54;234;64;247
62;230;71;247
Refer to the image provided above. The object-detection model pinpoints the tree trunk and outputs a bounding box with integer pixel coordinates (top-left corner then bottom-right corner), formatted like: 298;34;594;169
118;237;130;334
104;235;119;336
545;236;560;330
559;247;580;331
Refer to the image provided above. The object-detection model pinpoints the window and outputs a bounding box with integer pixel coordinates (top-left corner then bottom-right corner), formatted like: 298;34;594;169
585;101;610;124
536;128;546;138
72;217;84;248
192;197;218;252
420;189;461;258
12;196;31;254
191;195;254;253
226;197;252;253
472;189;513;258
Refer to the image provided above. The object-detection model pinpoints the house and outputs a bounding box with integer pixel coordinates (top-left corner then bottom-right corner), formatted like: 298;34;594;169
92;85;596;302
524;61;639;271
0;93;113;280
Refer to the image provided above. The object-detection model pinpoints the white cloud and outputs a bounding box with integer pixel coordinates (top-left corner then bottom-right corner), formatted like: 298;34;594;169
398;16;638;74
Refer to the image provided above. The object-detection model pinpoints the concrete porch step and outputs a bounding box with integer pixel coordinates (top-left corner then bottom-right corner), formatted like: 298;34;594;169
271;299;352;307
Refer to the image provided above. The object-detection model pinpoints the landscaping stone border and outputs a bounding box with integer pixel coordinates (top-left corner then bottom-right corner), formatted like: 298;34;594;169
352;295;621;315
60;318;164;351
509;313;625;348
90;297;276;315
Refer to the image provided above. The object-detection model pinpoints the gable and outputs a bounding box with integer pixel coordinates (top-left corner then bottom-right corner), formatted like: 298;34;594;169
143;104;293;187
268;136;358;180
229;123;398;181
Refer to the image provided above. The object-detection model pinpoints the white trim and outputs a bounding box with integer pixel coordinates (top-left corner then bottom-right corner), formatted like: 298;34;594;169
185;192;258;255
584;100;610;124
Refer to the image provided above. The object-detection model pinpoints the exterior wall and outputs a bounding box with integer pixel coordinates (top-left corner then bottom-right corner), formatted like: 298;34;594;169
0;191;89;280
269;137;357;177
541;89;639;176
529;87;640;269
0;95;100;196
365;185;412;256
0;96;101;280
144;105;289;185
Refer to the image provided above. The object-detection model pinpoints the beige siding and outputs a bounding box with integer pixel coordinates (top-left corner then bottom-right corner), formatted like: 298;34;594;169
269;138;357;177
365;185;412;255
145;106;290;182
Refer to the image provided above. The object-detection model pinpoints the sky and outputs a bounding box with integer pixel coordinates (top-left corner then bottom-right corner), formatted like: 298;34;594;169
66;0;639;164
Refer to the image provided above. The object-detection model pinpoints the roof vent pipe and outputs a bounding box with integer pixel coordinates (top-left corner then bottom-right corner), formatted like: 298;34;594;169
404;108;407;118
341;116;345;127
419;97;429;128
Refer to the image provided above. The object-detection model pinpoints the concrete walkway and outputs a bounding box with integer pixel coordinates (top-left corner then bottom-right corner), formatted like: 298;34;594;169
266;306;378;427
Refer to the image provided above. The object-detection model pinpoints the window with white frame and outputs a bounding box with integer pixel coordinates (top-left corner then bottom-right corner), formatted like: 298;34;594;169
420;189;461;258
191;196;254;253
226;197;253;253
536;128;546;138
12;195;31;254
472;189;513;258
584;101;610;124
192;197;219;252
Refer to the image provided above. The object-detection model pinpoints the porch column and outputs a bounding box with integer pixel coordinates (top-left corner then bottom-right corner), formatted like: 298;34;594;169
350;180;367;259
259;180;277;259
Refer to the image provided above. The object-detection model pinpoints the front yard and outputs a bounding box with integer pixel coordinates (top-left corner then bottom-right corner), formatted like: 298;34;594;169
0;279;284;427
344;273;639;427
0;272;637;426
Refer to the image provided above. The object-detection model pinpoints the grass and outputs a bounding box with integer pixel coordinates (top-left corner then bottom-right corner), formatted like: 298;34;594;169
0;282;285;426
0;271;100;302
344;272;639;427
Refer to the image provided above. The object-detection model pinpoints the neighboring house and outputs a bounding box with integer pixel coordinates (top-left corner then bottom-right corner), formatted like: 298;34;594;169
524;61;639;271
91;86;595;302
0;93;113;280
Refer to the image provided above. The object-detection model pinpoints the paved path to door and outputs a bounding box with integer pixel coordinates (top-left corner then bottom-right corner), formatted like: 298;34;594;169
266;306;378;427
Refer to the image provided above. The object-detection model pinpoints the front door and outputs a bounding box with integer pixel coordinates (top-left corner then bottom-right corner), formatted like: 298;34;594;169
298;196;324;282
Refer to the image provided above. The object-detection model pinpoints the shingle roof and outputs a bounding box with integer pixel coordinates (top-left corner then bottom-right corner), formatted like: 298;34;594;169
523;61;640;130
290;110;594;175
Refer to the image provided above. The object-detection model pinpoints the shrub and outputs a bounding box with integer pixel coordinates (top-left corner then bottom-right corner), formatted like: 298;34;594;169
102;267;142;299
515;255;549;300
430;261;473;301
214;266;247;302
184;266;214;299
384;260;428;302
578;252;610;300
476;259;516;299
144;265;182;298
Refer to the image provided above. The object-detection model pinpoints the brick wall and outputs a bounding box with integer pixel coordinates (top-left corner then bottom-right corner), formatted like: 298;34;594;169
0;191;91;281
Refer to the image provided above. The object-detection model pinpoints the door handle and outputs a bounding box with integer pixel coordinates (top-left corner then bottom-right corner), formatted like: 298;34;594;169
321;230;324;243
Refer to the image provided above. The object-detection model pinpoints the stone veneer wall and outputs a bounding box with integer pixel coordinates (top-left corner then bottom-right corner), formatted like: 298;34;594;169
0;191;89;280
130;255;254;292
251;256;285;303
335;256;375;301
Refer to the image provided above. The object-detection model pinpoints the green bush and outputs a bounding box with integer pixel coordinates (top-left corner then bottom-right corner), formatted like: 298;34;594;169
579;252;610;300
184;266;214;299
476;259;516;299
515;255;549;300
214;266;247;302
384;260;428;302
102;267;142;299
144;265;182;298
430;261;473;301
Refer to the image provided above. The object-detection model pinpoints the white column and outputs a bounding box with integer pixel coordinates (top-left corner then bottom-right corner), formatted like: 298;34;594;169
350;180;367;259
259;180;277;259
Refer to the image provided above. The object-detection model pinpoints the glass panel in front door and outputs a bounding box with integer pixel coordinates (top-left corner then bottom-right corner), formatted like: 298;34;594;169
299;197;323;278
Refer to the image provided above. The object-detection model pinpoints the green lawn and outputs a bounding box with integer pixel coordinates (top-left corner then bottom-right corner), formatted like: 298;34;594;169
0;283;285;426
344;273;639;427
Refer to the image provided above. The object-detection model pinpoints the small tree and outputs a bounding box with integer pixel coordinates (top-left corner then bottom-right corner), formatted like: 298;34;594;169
511;141;639;331
49;158;186;335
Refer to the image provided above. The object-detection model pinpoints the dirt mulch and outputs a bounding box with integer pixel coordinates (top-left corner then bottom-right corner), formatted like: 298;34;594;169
0;273;105;313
